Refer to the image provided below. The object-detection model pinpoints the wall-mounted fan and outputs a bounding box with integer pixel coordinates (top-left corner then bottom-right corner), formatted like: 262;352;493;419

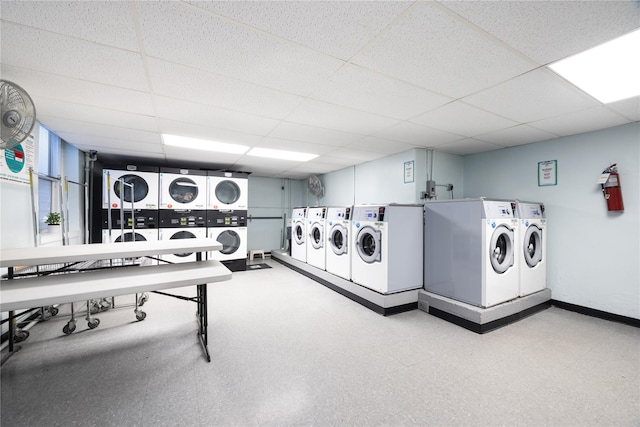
308;175;324;197
1;80;36;150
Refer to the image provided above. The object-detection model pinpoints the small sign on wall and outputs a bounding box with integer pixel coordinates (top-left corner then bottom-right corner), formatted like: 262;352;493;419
538;160;557;186
0;133;35;185
404;160;414;183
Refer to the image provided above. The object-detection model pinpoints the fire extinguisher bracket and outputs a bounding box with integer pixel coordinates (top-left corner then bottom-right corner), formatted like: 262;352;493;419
598;164;624;212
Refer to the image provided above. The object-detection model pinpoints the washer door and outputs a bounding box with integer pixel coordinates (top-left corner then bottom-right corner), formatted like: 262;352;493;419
115;232;147;242
169;177;198;204
293;222;305;245
170;230;196;257
356;226;381;264
216;229;241;255
329;224;348;256
310;222;323;249
490;225;514;274
523;225;543;268
215;180;240;205
114;174;149;203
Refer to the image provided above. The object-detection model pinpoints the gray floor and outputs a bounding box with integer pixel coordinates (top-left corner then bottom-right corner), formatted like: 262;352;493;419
1;258;639;427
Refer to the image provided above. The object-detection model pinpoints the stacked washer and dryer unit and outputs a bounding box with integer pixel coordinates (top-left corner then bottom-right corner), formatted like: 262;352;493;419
102;165;159;245
207;171;249;272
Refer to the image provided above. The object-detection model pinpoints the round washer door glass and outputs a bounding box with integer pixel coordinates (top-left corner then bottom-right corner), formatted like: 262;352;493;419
329;224;347;255
217;230;241;255
114;174;149;203
490;225;514;274
523;225;543;267
169;177;198;204
356;226;381;263
310;223;323;249
293;223;305;245
170;230;196;257
116;232;146;242
215;180;240;205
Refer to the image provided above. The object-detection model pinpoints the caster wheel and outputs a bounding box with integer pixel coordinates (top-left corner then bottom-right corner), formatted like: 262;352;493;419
50;307;59;316
88;319;100;329
63;321;76;335
138;293;149;306
14;330;30;343
135;311;147;321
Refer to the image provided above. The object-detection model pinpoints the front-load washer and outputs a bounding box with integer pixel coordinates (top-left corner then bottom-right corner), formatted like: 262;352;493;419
291;207;307;263
424;198;519;308
515;201;547;297
159;168;207;211
103;165;159;210
208;226;247;269
306;207;326;270
351;205;423;294
207;171;248;211
325;206;352;280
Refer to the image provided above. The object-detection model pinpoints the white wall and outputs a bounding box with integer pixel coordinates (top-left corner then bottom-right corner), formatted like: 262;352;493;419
464;122;640;319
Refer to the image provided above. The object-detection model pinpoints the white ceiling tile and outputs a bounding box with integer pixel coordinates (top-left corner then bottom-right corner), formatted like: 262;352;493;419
285;99;399;135
477;125;558;147
157;119;263;147
441;1;640;64
269;122;360;146
310;154;364;168
187;1;411;60
605;96;640;122
285;161;346;175
136;1;344;96
154;96;280;136
373;122;463;146
234;156;305;172
436;139;503;156
256;138;335;156
352;1;536;98
530;107;631;137
411;101;517;137
1;1;138;51
37;116;160;145
55;133;164;156
1;23;147;91
162;145;245;166
346;136;416;155
310;64;452;120
464;69;602;123
147;59;304;120
323;148;387;163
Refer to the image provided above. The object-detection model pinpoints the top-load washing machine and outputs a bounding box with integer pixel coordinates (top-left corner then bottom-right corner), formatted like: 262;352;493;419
424;198;519;308
291;207;307;263
207;171;249;211
103;165;159;210
159;168;207;211
306;207;326;270
515;201;547;297
351;205;423;294
325;206;352;280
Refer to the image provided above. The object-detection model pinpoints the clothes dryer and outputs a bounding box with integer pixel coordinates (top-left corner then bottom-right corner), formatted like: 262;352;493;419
351;205;423;294
102;165;159;210
207;210;247;272
207;171;248;211
291;207;307;263
306;207;326;270
158;210;207;263
159;168;207;211
515;201;547;297
325;206;352;280
102;228;158;244
424;199;519;308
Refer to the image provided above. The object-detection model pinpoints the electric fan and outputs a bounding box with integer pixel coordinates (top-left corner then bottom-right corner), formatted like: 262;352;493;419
308;175;325;197
1;80;36;150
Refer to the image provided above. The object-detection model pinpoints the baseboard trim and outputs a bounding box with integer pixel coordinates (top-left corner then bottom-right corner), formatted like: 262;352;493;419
551;300;640;328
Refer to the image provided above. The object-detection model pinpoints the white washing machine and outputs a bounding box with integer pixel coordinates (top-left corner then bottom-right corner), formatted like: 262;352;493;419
207;171;249;211
291;207;307;263
306;207;326;270
102;228;158;243
103;165;159;210
424;198;519;308
351;205;423;294
158;227;208;264
325;206;352;280
159;168;208;211
516;201;547;297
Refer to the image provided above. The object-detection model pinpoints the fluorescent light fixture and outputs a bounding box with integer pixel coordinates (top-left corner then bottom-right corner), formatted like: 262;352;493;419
549;29;640;103
162;134;249;154
247;147;318;162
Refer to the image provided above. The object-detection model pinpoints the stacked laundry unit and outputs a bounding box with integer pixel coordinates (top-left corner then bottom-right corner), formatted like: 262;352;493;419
102;164;159;245
158;168;208;263
207;171;249;271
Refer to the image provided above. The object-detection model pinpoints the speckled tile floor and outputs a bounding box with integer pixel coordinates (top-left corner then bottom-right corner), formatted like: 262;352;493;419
1;259;639;426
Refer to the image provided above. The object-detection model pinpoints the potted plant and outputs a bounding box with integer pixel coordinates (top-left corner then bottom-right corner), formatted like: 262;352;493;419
45;212;61;226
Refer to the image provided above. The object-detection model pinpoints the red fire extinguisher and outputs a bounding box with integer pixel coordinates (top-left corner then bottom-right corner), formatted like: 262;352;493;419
600;164;624;211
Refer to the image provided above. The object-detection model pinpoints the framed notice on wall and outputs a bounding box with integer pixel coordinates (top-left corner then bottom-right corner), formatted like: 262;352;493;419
538;160;557;186
0;133;35;185
404;160;414;184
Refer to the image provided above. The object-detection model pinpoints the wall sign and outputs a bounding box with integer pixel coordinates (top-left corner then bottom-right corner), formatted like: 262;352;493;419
538;160;557;186
404;160;414;184
0;133;35;185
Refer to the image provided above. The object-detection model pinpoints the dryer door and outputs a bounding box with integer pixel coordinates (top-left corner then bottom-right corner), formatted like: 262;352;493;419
329;224;347;255
169;177;199;205
216;229;241;255
293;222;305;245
170;230;196;257
114;174;149;204
215;180;241;205
356;226;381;264
310;222;323;249
490;225;514;274
523;224;543;268
115;232;147;242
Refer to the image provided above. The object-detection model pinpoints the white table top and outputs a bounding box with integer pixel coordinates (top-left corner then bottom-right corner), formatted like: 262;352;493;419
0;239;222;268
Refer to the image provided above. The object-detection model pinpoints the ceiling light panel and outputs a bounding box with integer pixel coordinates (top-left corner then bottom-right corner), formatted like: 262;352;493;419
247;147;318;162
162;134;249;154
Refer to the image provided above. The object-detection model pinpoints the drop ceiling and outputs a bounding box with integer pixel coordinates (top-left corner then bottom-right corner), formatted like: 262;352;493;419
1;1;638;179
